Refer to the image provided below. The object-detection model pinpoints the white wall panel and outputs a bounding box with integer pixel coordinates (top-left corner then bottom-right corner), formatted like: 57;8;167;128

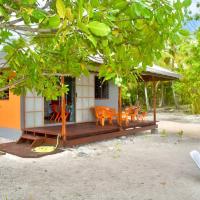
35;98;43;111
25;91;44;128
76;74;95;123
35;112;43;127
76;85;82;97
25;113;34;128
89;87;94;97
82;88;86;98
76;110;82;122
25;98;34;112
89;75;94;86
76;98;82;109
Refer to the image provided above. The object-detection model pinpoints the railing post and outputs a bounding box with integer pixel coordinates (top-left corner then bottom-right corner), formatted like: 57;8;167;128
61;76;67;142
118;87;122;127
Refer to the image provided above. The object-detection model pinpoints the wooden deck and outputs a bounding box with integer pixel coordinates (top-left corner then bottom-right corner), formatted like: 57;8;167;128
19;120;157;147
0;121;157;158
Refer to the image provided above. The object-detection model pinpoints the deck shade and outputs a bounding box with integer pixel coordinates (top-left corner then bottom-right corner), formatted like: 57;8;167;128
141;65;181;82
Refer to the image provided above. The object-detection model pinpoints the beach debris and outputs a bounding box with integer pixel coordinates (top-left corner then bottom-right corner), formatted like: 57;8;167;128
0;151;5;155
160;129;168;137
177;130;184;138
77;152;89;157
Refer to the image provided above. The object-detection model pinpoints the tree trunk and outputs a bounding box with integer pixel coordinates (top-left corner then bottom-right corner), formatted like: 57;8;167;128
172;82;179;109
159;82;165;107
171;45;179;109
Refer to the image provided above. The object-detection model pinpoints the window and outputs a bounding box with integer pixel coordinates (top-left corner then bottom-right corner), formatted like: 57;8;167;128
0;89;9;100
95;76;109;99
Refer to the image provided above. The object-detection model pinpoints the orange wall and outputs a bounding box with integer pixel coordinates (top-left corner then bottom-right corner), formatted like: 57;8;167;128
0;91;21;129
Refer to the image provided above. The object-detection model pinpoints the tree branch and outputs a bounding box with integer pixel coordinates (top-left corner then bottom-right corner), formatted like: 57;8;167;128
8;18;23;25
0;24;58;33
42;0;52;9
0;78;26;92
0;53;16;70
2;4;18;13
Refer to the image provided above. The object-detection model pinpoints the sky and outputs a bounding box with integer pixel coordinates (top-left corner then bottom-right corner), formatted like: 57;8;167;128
185;0;200;31
190;0;199;15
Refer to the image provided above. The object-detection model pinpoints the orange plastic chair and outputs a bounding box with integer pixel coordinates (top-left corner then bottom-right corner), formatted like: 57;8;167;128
138;111;147;121
94;106;106;126
50;104;60;121
104;107;118;125
125;106;139;121
94;106;129;126
121;111;129;126
57;110;70;122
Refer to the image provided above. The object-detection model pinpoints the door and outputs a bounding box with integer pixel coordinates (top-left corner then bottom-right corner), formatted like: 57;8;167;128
43;77;76;124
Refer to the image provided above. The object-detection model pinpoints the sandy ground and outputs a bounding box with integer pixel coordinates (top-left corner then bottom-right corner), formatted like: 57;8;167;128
0;112;200;200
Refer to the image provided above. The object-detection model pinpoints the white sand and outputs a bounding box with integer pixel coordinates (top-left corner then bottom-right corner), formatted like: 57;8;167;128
0;112;200;200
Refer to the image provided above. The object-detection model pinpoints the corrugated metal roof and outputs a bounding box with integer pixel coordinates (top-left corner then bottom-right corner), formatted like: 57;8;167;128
144;64;181;80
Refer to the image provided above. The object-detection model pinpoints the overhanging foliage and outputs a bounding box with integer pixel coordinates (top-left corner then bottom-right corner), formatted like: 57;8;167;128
0;0;191;99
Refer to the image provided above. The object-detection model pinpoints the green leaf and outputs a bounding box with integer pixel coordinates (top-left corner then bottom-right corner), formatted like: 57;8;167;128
56;0;66;19
48;15;60;28
134;3;142;16
78;22;90;34
182;0;192;7
114;1;128;9
0;30;12;41
88;21;111;37
32;9;46;20
91;0;99;7
135;19;145;30
0;7;6;17
22;13;31;24
87;35;97;47
66;7;73;21
21;0;36;5
179;29;190;36
102;39;108;47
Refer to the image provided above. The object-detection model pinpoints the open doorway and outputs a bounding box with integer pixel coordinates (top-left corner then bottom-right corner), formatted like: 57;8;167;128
44;77;76;125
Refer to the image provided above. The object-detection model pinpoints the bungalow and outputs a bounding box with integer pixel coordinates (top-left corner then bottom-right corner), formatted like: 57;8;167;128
0;61;180;131
0;53;182;150
0;53;181;156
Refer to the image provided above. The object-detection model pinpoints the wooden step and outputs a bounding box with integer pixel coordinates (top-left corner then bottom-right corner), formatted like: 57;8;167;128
22;128;59;136
17;134;46;148
21;134;42;140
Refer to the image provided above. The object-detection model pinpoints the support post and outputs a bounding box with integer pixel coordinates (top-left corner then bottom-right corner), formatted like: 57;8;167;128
153;80;157;124
118;87;122;127
151;79;158;134
61;76;67;142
